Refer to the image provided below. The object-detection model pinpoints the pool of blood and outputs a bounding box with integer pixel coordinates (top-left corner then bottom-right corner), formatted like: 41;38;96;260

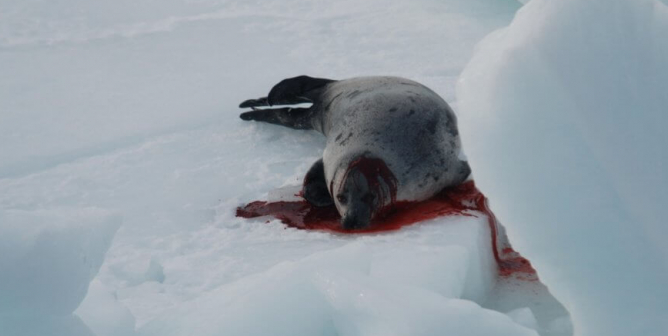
236;180;536;279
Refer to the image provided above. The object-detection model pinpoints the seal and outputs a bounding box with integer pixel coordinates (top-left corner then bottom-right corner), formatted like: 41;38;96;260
239;75;471;230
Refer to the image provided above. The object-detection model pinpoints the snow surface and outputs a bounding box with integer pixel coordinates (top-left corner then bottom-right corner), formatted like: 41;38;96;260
3;0;663;335
457;0;668;335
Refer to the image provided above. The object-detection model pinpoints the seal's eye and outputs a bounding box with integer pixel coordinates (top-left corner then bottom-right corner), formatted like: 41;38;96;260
337;194;347;204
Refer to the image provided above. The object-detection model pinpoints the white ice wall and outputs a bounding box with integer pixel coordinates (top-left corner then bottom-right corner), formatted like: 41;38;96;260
0;208;121;335
457;0;668;335
138;235;536;336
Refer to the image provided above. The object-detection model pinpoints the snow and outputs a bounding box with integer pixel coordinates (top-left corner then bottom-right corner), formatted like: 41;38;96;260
0;0;519;178
3;0;665;335
456;0;668;335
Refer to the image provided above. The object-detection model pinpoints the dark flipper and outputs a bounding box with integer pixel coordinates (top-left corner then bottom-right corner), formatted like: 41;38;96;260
239;107;314;130
267;75;335;106
239;75;336;108
457;160;472;183
239;96;311;109
303;159;333;207
239;97;270;108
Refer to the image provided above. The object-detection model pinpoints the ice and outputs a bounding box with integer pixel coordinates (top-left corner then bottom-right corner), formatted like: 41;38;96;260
143;258;166;284
75;280;137;336
369;245;470;299
139;236;535;336
0;208;121;316
506;308;538;331
0;315;94;336
0;208;121;335
457;0;668;335
137;243;373;336
313;269;537;336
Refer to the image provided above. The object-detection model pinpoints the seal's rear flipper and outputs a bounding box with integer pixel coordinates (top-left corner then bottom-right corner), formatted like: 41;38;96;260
303;158;334;207
239;96;312;108
240;107;313;130
268;75;335;106
239;75;336;108
239;97;270;108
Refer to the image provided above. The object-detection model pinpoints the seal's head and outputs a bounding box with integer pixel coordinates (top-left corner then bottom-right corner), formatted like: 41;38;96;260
331;155;398;230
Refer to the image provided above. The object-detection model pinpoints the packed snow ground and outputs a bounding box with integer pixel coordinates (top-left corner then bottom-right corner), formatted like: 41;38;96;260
1;0;666;335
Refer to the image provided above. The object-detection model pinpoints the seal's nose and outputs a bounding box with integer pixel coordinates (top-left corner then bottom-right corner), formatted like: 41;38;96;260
341;207;371;231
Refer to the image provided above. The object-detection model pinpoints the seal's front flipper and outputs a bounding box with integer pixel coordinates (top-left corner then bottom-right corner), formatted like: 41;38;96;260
303;158;333;207
456;160;472;184
240;107;313;130
267;75;336;106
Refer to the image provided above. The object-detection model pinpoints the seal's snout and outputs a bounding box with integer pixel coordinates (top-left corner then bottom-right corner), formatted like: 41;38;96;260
335;155;398;231
342;207;371;231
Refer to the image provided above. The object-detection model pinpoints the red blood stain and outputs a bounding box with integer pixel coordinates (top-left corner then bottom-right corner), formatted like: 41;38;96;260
236;180;537;279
